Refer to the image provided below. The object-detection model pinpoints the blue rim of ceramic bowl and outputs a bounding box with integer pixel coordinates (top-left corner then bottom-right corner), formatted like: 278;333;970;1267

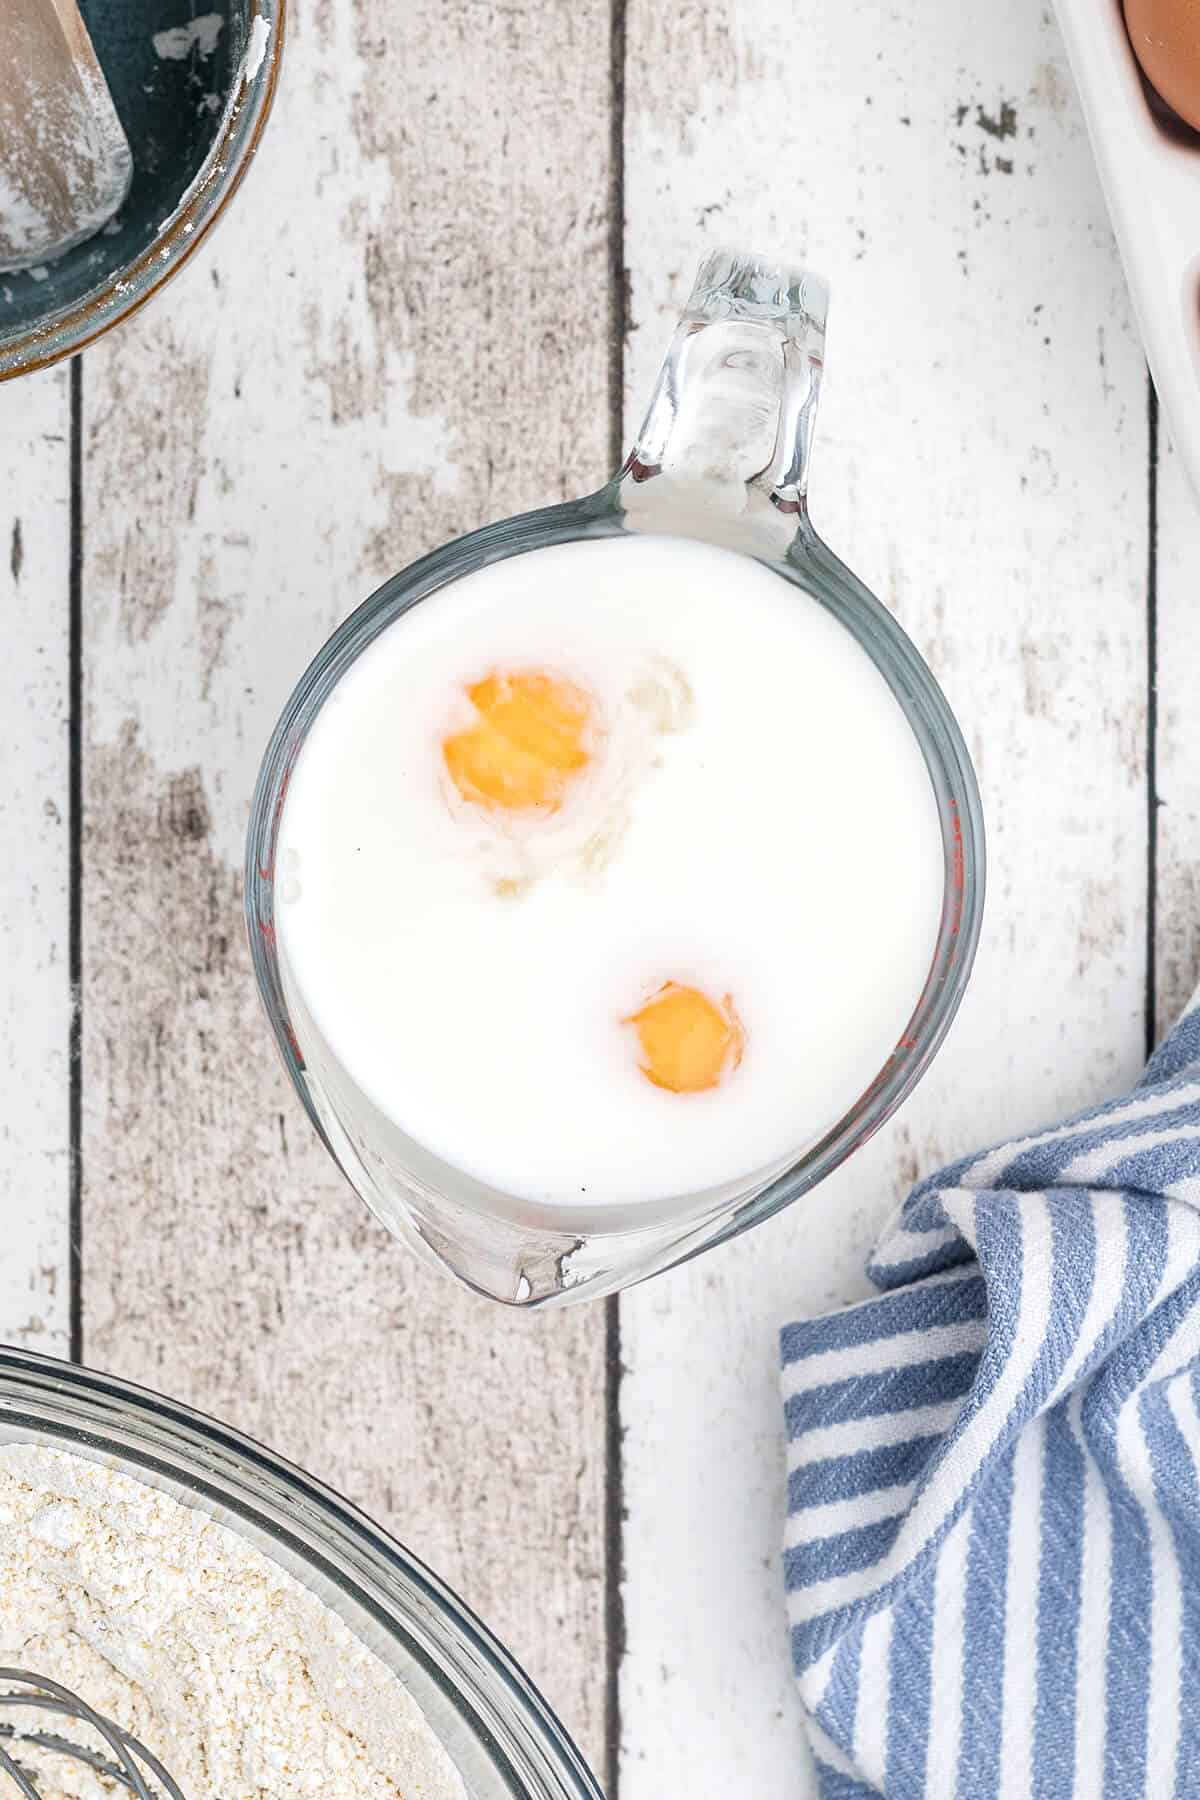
0;1345;604;1800
0;0;285;381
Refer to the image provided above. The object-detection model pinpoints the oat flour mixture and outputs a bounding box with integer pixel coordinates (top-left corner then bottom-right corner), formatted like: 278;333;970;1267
0;1445;467;1800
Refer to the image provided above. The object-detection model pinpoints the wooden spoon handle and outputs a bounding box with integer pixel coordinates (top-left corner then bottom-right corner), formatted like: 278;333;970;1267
0;0;132;273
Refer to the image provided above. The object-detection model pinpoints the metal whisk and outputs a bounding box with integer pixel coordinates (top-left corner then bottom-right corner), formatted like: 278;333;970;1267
0;1670;184;1799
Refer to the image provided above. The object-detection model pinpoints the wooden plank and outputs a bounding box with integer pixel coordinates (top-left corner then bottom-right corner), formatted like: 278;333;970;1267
1154;422;1200;1040
618;3;1150;1796
79;0;612;1774
0;365;72;1353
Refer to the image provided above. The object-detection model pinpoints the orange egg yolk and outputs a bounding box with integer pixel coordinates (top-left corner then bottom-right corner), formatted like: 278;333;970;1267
443;669;593;812
626;983;745;1094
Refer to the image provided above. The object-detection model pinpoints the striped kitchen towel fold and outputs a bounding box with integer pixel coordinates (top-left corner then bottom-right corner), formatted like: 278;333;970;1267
781;994;1200;1799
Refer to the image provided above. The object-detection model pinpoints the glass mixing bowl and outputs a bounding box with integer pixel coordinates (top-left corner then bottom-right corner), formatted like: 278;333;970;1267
0;1346;603;1800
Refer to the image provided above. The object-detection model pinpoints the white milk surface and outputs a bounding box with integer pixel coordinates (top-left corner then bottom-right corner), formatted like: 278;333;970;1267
276;534;944;1208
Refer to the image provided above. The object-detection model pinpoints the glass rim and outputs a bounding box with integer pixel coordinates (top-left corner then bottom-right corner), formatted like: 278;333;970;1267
0;0;286;383
245;492;986;1299
0;1343;604;1800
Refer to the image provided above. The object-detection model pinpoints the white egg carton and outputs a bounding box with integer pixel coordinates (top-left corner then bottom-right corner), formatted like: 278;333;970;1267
1054;0;1200;494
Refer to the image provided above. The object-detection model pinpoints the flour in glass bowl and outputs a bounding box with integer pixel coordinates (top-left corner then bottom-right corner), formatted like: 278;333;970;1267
0;1445;467;1800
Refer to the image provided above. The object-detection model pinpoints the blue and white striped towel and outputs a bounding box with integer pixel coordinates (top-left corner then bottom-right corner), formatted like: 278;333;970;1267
781;996;1200;1798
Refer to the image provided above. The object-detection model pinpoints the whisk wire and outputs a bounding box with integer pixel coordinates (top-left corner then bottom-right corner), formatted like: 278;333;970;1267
0;1743;40;1800
0;1671;184;1800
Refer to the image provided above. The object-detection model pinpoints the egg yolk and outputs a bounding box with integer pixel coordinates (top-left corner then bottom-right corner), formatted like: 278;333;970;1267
443;669;593;812
626;982;745;1094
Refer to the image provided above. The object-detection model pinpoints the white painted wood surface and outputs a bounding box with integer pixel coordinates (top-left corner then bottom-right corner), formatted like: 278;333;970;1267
0;366;71;1356
1157;423;1200;1039
619;3;1156;1797
0;2;1195;1798
68;0;612;1779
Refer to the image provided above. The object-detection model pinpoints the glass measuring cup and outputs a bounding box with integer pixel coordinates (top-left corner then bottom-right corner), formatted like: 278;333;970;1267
245;250;985;1307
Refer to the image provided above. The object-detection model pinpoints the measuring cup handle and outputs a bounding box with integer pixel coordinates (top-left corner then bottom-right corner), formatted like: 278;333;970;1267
621;249;829;520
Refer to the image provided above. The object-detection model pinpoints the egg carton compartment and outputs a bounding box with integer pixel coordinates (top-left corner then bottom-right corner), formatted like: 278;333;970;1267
1054;0;1200;493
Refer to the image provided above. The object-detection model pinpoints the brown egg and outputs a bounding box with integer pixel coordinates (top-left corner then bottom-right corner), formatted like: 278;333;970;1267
1124;0;1200;132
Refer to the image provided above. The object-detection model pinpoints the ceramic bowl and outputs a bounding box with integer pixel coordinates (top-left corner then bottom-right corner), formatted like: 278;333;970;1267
1054;0;1200;494
0;0;283;380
